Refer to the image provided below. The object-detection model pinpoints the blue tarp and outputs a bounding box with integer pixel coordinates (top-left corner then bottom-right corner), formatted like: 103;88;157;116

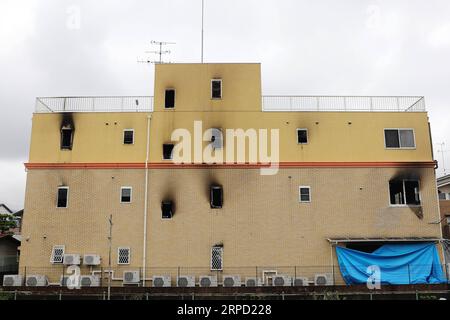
336;243;447;285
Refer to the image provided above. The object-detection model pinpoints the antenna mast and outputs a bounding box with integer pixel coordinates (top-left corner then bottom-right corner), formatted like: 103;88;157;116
438;142;448;176
201;0;204;63
138;40;176;64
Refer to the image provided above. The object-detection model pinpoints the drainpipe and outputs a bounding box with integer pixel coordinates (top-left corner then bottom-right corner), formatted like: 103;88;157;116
142;114;152;287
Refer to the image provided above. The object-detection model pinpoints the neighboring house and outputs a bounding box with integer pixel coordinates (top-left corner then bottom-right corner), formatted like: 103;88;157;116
0;204;13;215
0;204;23;235
0;235;20;276
437;174;450;239
19;63;445;286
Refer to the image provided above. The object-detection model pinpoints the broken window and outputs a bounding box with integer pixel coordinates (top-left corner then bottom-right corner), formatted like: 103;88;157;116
211;79;222;99
389;180;421;205
384;129;415;148
57;187;69;208
211;246;223;271
165;89;175;109
161;201;173;219
163;144;174;160
121;187;132;203
297;129;308;144
61;126;73;150
117;247;130;265
123;129;134;144
299;186;311;203
210;185;223;209
50;245;65;264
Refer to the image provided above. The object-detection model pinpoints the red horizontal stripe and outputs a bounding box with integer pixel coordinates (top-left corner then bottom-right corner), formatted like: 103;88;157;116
24;161;437;169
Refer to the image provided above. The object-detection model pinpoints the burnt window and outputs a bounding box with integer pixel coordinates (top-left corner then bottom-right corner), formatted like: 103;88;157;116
165;89;175;109
121;187;132;203
211;79;222;99
123;129;134;144
161;201;173;219
210;186;223;208
163;144;174;160
384;129;415;148
299;186;311;203
389;180;420;205
61;127;73;150
297;129;308;144
57;187;69;208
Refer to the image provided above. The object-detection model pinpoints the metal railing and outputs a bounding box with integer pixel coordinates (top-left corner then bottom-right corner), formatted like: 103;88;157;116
262;95;426;112
35;95;426;113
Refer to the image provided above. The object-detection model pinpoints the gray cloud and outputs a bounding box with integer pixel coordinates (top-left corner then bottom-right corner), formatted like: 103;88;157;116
1;0;450;208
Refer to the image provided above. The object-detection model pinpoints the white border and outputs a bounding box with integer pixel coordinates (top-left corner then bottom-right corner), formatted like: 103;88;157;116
384;128;416;149
120;186;133;204
299;186;311;203
123;129;135;145
211;79;222;100
57;186;69;208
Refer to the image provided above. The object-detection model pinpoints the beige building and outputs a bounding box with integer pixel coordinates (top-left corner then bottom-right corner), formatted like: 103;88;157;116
18;63;446;287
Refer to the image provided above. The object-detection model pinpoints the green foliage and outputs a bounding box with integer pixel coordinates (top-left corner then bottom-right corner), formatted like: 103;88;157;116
0;214;17;234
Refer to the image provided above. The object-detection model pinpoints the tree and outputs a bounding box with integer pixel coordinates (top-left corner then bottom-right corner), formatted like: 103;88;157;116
0;214;16;234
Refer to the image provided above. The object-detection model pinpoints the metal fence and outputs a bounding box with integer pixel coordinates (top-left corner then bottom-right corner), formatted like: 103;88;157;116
34;95;426;113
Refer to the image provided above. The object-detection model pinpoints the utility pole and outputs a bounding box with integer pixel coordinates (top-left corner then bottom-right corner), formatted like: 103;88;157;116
438;142;447;176
107;214;113;301
201;0;205;63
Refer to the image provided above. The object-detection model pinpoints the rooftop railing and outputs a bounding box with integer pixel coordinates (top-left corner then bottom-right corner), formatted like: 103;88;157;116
35;95;426;113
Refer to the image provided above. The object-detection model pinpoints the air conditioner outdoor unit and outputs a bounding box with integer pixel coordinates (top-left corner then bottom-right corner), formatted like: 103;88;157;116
293;277;310;286
199;276;218;287
123;270;140;284
80;275;100;287
83;254;101;266
26;275;48;287
177;275;195;287
222;275;241;287
272;275;292;287
3;275;23;287
152;275;171;287
63;254;81;265
245;277;262;287
314;274;333;286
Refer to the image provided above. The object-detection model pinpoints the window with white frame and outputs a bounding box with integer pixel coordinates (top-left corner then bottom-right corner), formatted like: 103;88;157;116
211;79;222;99
50;245;65;264
118;247;130;265
384;129;415;148
120;187;132;203
123;129;134;145
389;180;421;206
165;89;175;109
57;187;69;208
299;186;311;203
297;129;308;144
211;246;223;271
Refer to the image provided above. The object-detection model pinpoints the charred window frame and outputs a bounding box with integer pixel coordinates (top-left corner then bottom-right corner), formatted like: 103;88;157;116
210;185;223;209
389;180;421;206
165;89;175;109
161;201;174;219
211;245;223;271
57;187;69;208
299;186;311;203
384;129;416;149
297;129;308;144
211;79;222;99
163;144;174;160
120;187;132;203
61;126;74;150
123;129;134;145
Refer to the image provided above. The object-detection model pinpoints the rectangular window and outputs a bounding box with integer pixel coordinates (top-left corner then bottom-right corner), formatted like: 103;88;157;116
118;247;130;265
439;192;446;200
297;129;308;144
299;186;311;203
121;187;132;203
163;144;174;160
50;245;65;264
389;180;421;205
211;246;223;271
165;89;175;109
57;187;69;208
123;129;134;144
384;129;415;148
161;201;174;219
211;79;222;99
61;127;73;150
210;185;223;209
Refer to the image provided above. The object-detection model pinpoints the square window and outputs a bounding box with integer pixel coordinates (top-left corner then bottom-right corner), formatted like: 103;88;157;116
118;247;130;265
57;187;69;208
123;130;134;144
211;79;222;99
211;246;223;271
121;187;132;203
165;89;175;109
210;186;223;209
297;129;308;144
163;144;174;160
299;187;311;202
161;201;174;219
51;245;65;264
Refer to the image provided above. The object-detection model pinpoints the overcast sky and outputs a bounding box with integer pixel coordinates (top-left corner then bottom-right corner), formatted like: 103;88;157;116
1;0;450;210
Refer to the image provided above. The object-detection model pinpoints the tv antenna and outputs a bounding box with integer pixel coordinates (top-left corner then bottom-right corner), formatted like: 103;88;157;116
137;40;176;64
